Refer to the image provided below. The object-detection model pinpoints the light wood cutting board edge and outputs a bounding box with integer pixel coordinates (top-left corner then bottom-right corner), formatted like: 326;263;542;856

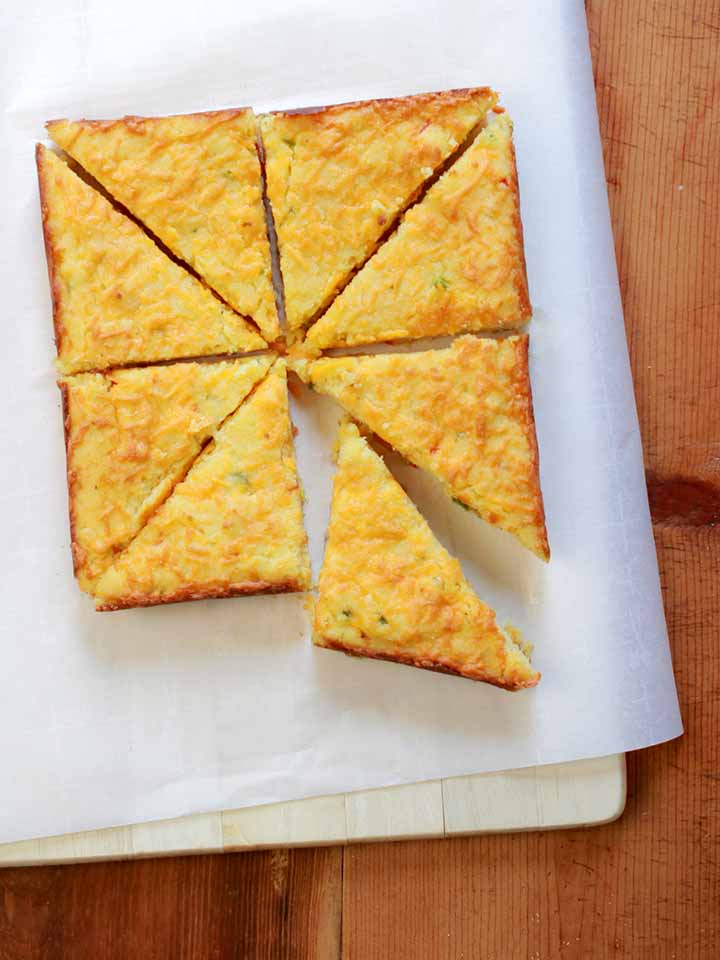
0;754;625;867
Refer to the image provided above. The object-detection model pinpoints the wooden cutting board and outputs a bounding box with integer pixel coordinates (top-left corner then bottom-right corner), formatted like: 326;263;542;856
0;754;624;866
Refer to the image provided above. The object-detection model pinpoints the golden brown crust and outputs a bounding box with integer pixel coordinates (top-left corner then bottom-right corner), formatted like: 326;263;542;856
45;107;251;132
262;87;499;333
512;336;550;561
92;361;311;608
47;110;280;342
506;130;532;321
297;335;549;560
38;144;267;373
36;144;65;353
303;113;530;349
96;579;305;611
58;380;81;577
313;420;539;688
316;637;540;691
60;358;276;594
266;87;497;119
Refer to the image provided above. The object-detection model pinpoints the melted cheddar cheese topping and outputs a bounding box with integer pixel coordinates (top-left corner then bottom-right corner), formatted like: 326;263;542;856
62;356;273;591
305;113;530;350
314;420;539;689
47;110;279;342
94;361;311;609
37;146;266;374
261;88;498;332
294;336;548;560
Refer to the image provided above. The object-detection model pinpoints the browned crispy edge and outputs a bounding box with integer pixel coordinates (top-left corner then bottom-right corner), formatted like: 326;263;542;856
57;380;82;578
315;637;540;691
265;86;497;119
46;107;253;131
505;120;532;322
36;144;65;357
513;334;550;561
96;579;306;612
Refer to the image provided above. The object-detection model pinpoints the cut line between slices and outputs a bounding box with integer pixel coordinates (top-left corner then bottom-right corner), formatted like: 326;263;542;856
72;358;278;597
260;96;503;340
45;146;270;350
44;95;514;362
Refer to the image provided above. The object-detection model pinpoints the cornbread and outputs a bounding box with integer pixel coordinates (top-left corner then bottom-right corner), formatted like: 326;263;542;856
94;360;311;610
37;145;266;374
304;113;530;350
61;356;273;592
313;420;539;689
47;109;280;342
261;88;499;332
293;336;548;560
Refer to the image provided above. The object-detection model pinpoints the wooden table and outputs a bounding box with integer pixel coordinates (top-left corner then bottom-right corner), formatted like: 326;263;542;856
2;3;718;957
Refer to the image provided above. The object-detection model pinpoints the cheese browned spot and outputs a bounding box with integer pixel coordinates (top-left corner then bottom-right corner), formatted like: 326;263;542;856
292;335;548;561
36;145;266;374
47;109;279;342
93;360;311;610
305;113;530;349
260;88;498;332
313;419;539;690
61;355;273;592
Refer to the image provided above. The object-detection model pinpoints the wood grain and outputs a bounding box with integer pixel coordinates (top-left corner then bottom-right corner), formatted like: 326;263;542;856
2;1;719;958
341;528;720;959
339;3;720;957
0;848;342;960
592;0;720;493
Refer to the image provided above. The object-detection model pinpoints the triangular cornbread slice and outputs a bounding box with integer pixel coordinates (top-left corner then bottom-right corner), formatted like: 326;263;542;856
294;335;548;560
261;88;498;333
305;112;529;350
61;356;273;592
47;109;280;343
314;420;539;690
94;360;311;610
37;146;266;374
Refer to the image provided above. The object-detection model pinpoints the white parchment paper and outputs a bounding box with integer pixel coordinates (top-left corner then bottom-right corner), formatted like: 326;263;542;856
0;0;682;843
